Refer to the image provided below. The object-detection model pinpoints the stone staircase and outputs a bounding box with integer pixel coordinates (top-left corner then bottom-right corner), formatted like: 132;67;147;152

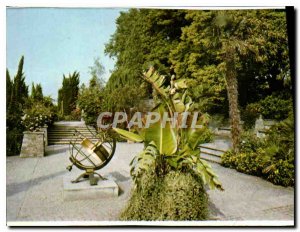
48;121;98;145
199;138;232;164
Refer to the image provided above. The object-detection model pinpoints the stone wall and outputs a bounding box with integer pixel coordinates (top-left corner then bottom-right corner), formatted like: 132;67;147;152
20;131;45;157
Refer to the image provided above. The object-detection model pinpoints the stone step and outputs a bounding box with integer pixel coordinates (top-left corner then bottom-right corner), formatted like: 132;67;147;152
47;123;99;145
49;127;95;129
198;140;230;164
48;133;96;136
200;149;223;158
48;138;99;141
200;153;222;164
49;140;99;145
48;130;96;133
199;145;226;153
48;137;97;140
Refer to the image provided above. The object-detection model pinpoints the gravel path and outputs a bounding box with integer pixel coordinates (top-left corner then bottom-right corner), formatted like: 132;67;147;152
7;143;294;223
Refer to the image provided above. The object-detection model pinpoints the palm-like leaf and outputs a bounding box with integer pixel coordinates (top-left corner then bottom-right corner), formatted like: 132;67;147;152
113;128;144;142
113;68;223;191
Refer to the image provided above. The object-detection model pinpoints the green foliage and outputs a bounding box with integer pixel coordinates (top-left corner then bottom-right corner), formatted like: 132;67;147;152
6;56;29;156
103;85;146;112
257;93;293;120
171;10;290;113
241;103;261;129
114;68;221;220
77;80;103;126
114;68;223;191
31;83;43;101
264;159;294;187
106;8;290;128
22;100;57;132
238;131;265;153
88;57;105;86
198;126;214;144
222;150;267;176
76;58;107;125
221;116;294;186
57;71;80;116
6;128;24;157
242;92;293;128
120;170;209;221
105;9;188;110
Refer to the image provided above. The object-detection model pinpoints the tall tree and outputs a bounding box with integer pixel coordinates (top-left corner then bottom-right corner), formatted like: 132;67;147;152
171;9;290;152
58;71;80;116
6;69;12;109
13;56;28;105
31;83;43;101
105;9;188;97
6;56;29;156
77;59;105;125
89;57;105;87
7;56;29;122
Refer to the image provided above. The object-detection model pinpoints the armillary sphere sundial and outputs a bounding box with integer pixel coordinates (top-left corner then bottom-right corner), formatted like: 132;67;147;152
66;126;116;186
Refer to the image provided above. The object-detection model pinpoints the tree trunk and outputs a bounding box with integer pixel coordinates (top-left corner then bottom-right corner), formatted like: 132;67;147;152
225;48;241;153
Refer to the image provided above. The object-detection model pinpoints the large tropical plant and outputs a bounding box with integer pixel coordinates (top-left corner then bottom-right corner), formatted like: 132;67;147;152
114;67;223;191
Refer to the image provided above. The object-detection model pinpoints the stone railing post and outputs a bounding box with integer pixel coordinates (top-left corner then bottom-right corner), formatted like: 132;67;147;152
40;125;48;146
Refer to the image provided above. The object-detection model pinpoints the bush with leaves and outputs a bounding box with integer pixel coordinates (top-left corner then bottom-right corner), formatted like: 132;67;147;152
120;170;208;220
22;101;57;132
114;68;222;220
6;128;24;157
77;78;104;126
242;92;293;129
222;115;294;186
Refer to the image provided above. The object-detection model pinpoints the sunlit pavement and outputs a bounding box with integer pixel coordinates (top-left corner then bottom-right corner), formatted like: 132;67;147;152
7;142;293;222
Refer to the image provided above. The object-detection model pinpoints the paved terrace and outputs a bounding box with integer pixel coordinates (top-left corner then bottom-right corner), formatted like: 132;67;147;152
7;143;294;222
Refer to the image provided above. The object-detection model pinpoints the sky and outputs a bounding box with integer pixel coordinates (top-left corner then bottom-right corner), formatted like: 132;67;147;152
6;8;126;101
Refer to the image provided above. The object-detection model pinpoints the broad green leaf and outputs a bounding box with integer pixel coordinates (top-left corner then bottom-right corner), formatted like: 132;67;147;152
113;128;144;142
144;106;177;156
174;101;185;113
187;128;205;150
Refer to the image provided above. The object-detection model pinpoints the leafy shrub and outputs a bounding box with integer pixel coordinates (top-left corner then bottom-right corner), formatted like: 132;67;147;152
238;131;265;153
259;93;293;120
77;86;103;126
223;150;269;176
242;93;293;129
22;102;56;131
115;68;222;220
197;126;214;144
120;170;209;220
241;102;261;129
221;116;294;187
6;128;23;156
264;159;294;187
209;114;229;129
70;108;82;120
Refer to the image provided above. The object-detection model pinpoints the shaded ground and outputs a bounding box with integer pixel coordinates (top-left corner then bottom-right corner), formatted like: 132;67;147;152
7;143;294;223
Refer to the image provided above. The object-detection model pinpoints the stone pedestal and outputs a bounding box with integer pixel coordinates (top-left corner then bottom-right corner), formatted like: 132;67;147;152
63;175;119;201
20;131;45;157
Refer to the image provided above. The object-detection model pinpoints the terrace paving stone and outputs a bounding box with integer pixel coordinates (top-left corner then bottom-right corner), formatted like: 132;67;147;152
7;142;294;224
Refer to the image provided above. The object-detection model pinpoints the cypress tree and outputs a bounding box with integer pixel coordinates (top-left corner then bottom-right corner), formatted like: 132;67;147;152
6;69;12;111
57;71;80;116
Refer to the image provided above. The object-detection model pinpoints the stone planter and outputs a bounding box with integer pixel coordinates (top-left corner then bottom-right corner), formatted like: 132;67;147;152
20;131;45;157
